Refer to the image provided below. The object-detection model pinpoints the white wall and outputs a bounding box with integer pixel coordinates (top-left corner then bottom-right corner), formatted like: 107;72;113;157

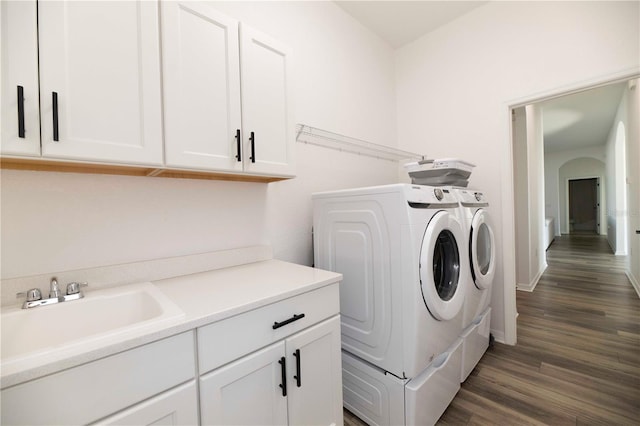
544;146;606;236
0;1;400;280
529;105;546;288
513;107;530;286
626;79;640;291
513;104;546;292
605;91;630;255
515;104;547;291
395;0;640;343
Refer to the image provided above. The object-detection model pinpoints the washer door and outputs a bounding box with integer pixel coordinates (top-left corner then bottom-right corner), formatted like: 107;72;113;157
419;211;466;321
470;209;495;290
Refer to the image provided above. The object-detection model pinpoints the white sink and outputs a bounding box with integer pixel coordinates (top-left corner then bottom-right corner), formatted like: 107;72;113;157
1;282;185;376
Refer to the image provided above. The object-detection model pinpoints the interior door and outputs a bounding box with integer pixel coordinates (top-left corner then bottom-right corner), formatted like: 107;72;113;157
38;1;163;165
569;178;598;233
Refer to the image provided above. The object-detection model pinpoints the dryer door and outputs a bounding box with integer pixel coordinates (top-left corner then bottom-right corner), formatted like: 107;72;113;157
470;209;495;290
419;211;466;321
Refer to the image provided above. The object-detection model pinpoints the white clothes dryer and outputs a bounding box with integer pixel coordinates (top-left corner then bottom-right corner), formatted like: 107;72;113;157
450;188;496;381
454;189;495;324
313;184;468;379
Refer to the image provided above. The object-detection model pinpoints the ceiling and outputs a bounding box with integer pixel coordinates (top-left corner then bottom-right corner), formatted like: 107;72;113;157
541;83;626;153
334;1;488;48
334;1;627;153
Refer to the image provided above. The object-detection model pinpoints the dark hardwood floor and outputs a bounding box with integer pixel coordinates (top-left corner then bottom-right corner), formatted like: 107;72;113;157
345;234;640;425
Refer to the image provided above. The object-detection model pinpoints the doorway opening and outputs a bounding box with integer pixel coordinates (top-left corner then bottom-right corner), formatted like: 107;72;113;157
568;177;599;234
511;79;632;294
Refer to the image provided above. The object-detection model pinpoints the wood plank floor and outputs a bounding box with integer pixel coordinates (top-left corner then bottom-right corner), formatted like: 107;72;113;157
345;234;640;425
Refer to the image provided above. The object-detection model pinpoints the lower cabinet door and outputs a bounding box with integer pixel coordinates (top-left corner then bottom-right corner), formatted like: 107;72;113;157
95;381;198;425
285;316;343;426
199;342;288;425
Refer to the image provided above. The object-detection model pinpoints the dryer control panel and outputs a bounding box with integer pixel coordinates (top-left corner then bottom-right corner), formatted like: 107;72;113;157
405;185;458;205
457;189;489;206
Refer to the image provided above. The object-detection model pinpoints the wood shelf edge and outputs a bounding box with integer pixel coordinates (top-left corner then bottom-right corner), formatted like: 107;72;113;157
0;157;292;183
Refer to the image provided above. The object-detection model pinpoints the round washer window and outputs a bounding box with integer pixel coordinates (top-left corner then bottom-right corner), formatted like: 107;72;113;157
433;229;460;301
476;223;492;275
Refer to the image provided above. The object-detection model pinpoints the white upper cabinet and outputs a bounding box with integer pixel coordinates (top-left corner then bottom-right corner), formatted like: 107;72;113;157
1;0;40;157
2;0;294;181
161;2;295;177
240;25;295;177
161;2;243;172
38;1;163;165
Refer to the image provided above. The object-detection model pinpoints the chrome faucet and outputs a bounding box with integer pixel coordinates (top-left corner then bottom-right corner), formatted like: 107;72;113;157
49;277;62;298
17;277;88;309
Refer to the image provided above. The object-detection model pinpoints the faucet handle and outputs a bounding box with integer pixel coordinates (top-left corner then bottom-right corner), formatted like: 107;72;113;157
66;282;88;295
49;277;62;298
17;288;42;302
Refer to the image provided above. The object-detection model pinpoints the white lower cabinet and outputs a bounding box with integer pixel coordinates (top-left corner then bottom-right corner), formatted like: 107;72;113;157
200;342;288;425
96;381;199;426
198;286;342;426
0;332;197;425
200;316;342;426
1;283;342;426
285;316;343;426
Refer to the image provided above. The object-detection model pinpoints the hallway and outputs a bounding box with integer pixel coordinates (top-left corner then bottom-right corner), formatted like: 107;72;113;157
438;234;640;425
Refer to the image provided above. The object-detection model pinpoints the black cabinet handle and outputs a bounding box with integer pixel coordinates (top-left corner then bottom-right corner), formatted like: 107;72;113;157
249;131;255;163
17;86;25;138
272;313;305;330
293;349;301;387
636;230;640;234
278;357;287;397
52;92;59;141
235;129;241;162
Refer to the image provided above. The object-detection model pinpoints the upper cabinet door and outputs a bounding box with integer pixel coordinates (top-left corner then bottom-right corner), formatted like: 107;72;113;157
1;0;40;157
161;2;243;171
38;1;163;166
240;24;295;177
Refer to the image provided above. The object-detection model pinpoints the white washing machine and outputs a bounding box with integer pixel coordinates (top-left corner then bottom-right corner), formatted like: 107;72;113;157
313;184;468;425
451;188;496;382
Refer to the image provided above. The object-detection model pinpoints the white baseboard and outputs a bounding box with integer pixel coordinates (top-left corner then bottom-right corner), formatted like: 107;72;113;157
490;329;506;345
626;270;640;298
516;280;536;292
516;263;547;292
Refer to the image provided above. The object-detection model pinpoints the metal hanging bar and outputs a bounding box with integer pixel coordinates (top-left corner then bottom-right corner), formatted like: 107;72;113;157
295;124;424;162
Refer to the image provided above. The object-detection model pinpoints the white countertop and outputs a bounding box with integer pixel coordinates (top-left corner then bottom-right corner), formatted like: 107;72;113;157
1;259;341;389
154;259;341;323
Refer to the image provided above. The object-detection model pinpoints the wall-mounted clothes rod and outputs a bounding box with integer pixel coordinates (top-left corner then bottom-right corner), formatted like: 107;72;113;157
295;124;424;162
